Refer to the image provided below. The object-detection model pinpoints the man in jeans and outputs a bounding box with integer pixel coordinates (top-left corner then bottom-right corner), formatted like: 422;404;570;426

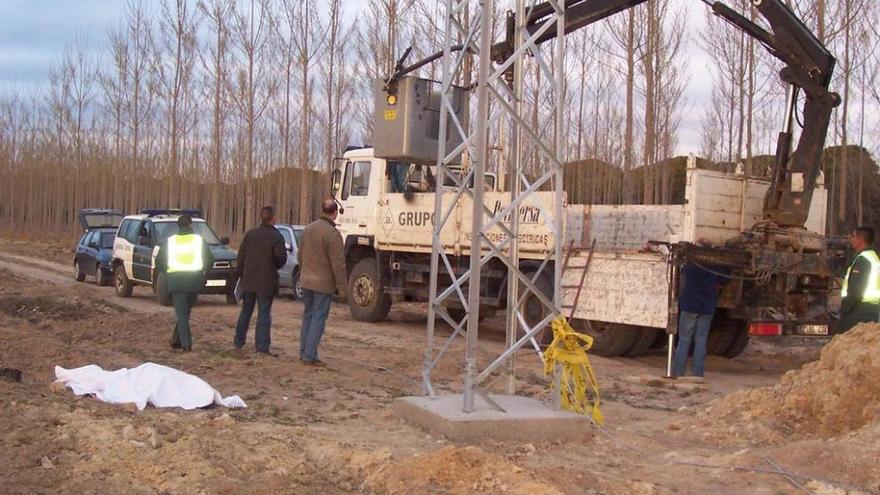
297;199;348;365
234;206;287;355
673;259;729;378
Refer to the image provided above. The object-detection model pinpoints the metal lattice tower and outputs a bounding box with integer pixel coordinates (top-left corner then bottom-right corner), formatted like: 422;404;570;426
423;0;566;412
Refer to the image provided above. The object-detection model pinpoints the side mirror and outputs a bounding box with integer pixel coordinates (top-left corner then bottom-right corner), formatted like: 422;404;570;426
220;237;230;245
138;235;151;247
285;242;293;252
330;168;342;195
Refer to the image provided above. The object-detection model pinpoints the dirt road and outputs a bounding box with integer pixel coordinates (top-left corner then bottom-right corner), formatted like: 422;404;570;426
0;246;870;494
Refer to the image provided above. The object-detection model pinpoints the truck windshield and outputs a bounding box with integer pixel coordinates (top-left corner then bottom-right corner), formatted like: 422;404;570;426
154;221;222;246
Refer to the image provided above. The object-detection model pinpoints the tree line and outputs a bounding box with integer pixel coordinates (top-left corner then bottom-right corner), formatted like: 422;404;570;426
0;0;878;243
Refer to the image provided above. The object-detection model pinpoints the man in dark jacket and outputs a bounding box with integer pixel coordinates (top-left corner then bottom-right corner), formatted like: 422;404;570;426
673;258;729;378
234;206;288;354
155;215;214;351
297;199;348;365
839;226;880;332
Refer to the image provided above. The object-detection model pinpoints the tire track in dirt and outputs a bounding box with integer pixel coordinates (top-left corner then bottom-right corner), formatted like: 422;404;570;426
0;253;169;315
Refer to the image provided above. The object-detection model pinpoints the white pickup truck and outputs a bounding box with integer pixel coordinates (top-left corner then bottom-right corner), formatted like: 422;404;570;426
330;147;839;357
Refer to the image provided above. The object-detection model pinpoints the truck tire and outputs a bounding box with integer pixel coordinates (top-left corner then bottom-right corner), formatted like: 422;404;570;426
74;260;85;282
722;324;750;358
114;265;133;298
707;316;737;356
625;327;660;357
155;273;173;306
446;307;490;326
348;258;391;323
518;269;555;345
95;264;111;286
580;320;642;357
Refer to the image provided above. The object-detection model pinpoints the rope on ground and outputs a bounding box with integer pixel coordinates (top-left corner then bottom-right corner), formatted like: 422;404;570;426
542;315;603;425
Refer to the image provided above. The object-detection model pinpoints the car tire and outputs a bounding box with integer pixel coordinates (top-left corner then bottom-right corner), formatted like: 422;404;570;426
95;264;111;286
74;260;85;282
348;258;392;323
292;269;303;300
155;273;173;306
226;291;238;305
114;265;133;298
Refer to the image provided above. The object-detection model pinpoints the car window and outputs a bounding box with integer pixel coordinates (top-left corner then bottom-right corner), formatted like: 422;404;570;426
100;232;115;249
293;229;303;247
123;220;142;244
117;220;130;239
79;233;90;247
87;231;99;246
154;221;222;246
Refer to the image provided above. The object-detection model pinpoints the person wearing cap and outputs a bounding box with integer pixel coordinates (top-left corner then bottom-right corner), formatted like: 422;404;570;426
155;215;214;351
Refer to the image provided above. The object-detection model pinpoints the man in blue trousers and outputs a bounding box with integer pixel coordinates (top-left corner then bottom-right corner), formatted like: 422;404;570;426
673;256;729;378
297;200;348;366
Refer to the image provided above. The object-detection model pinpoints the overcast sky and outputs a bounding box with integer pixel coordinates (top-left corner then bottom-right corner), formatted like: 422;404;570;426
0;0;717;153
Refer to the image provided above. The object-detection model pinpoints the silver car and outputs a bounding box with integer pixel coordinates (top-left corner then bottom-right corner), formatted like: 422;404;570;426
276;224;304;299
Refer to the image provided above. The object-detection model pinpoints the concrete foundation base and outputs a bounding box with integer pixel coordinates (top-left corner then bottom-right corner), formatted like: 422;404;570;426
393;394;591;443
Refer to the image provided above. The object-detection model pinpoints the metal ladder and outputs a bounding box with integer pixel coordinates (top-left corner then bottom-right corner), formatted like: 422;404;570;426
560;238;597;320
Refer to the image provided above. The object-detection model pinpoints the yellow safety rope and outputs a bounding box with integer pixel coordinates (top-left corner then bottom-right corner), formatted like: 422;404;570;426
543;315;604;425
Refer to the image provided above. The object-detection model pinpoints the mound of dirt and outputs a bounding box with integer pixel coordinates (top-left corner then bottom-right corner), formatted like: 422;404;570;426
701;323;880;442
365;445;562;495
0;295;125;323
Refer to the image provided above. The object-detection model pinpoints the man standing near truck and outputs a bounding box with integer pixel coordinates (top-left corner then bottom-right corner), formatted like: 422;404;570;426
155;215;213;352
839;226;880;332
297;199;348;365
234;206;287;355
673;256;729;378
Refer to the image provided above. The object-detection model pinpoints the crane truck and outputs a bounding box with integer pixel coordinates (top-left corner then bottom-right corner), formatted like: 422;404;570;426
329;0;848;358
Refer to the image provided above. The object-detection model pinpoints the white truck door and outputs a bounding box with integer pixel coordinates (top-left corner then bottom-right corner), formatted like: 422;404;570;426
336;159;378;241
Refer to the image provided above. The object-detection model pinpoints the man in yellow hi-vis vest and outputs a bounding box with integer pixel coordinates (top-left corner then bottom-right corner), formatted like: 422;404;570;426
156;215;213;351
840;226;880;332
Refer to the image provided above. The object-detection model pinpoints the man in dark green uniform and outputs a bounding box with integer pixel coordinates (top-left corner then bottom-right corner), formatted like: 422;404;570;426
156;215;213;351
839;226;880;332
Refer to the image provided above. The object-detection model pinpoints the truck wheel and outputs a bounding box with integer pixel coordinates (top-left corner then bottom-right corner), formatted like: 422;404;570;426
445;307;490;326
95;264;111;286
74;260;85;282
580;320;642;357
707;316;738;356
114;265;133;298
348;258;391;323
518;269;555;345
155;273;173;306
625;327;660;357
723;324;750;358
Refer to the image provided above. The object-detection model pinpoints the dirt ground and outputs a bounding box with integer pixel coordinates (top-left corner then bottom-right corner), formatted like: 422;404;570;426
0;240;875;495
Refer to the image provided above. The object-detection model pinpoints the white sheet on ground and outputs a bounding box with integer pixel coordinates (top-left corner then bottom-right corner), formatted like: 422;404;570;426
54;362;247;410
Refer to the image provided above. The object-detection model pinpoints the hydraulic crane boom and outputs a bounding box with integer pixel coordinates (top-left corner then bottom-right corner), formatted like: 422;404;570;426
385;0;839;229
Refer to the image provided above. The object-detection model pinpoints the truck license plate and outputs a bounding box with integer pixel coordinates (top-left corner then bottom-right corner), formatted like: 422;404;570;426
799;324;828;336
206;279;227;287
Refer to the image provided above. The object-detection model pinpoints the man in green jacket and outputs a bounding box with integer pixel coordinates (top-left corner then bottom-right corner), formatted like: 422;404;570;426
156;215;214;351
839;226;880;332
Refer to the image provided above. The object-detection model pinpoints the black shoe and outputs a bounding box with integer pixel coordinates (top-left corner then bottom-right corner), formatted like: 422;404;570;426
171;342;182;349
179;346;192;352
